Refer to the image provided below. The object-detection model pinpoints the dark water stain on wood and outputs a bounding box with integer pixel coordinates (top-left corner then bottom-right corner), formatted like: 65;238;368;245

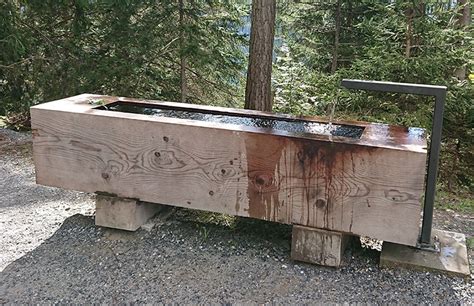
243;131;383;228
244;133;287;220
293;139;380;229
294;140;320;226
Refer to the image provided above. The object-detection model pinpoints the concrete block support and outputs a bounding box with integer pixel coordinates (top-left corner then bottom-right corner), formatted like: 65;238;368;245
380;229;471;277
291;225;351;267
95;194;163;231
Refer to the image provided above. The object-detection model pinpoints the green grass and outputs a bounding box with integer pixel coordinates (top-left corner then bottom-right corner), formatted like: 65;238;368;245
435;189;474;214
466;237;474;249
194;212;237;228
174;209;237;228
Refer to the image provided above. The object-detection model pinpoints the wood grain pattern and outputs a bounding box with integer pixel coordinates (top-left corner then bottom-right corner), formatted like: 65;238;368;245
31;94;427;246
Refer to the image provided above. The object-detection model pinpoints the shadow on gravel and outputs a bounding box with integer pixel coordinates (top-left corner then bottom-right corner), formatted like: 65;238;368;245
0;211;469;304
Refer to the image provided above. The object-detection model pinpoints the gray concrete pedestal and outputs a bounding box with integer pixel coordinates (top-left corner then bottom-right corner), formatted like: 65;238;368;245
291;225;351;267
95;194;163;231
380;229;471;277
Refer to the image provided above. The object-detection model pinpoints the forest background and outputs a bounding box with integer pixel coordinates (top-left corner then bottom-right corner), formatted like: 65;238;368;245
0;0;472;211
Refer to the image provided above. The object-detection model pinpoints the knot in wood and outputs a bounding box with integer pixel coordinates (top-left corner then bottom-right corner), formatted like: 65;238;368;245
297;151;306;163
315;199;326;208
385;189;410;202
254;173;273;188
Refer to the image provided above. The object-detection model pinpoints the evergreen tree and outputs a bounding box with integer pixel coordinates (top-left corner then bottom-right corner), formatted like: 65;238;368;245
245;0;276;111
275;0;473;190
0;0;248;116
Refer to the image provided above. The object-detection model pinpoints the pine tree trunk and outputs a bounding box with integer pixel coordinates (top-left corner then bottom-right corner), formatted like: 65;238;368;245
179;0;187;103
455;0;471;80
331;0;341;73
405;5;413;58
244;0;276;111
347;1;353;28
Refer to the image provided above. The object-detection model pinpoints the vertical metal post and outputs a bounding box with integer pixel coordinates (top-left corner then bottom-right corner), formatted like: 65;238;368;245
340;79;447;248
420;90;446;245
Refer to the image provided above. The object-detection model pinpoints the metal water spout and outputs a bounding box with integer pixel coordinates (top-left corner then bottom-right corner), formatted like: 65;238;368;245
340;79;447;250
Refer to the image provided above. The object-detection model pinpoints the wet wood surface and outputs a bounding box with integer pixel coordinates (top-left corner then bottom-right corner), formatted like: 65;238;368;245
31;94;427;246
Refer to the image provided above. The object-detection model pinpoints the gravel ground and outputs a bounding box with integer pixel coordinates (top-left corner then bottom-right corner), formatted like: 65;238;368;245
0;128;472;304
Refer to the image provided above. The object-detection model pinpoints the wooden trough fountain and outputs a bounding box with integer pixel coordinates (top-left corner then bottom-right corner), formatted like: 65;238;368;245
31;94;428;267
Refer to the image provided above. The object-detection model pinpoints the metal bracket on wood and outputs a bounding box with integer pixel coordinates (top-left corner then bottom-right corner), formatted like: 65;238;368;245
340;79;447;249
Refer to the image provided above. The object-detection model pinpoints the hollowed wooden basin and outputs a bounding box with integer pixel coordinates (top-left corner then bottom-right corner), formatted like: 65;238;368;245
31;94;427;246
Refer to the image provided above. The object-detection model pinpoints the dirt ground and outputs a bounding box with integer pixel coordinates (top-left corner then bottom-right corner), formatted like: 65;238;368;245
0;128;472;303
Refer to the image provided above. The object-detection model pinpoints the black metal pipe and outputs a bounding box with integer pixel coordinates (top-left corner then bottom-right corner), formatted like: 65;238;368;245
341;79;447;96
340;79;447;247
420;91;446;244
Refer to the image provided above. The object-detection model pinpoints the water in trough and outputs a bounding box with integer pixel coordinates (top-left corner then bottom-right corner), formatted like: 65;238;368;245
98;102;364;139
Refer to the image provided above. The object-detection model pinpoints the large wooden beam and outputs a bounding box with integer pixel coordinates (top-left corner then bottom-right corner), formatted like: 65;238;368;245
31;94;427;246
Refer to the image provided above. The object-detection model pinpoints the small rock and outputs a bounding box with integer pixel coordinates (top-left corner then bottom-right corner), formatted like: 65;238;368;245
141;222;155;232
